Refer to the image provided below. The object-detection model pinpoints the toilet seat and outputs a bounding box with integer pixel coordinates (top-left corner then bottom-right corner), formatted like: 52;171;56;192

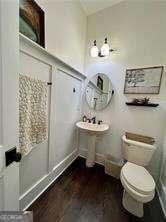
121;162;155;195
120;162;155;203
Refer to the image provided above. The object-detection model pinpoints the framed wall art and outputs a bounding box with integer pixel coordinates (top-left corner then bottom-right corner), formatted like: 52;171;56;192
19;0;45;47
124;66;163;94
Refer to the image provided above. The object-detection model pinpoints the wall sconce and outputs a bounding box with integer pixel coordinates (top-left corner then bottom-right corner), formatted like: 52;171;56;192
90;38;114;58
90;40;99;57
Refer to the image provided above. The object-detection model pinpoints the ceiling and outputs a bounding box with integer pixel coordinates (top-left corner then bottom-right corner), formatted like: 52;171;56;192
79;0;124;15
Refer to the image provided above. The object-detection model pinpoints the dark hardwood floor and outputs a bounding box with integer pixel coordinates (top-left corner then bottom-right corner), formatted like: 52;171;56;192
28;157;165;222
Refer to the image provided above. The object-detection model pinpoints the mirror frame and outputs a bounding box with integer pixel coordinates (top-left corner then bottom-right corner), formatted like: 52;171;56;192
85;73;114;111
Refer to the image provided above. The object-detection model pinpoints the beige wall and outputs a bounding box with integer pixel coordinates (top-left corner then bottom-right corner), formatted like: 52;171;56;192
82;1;166;181
36;0;87;73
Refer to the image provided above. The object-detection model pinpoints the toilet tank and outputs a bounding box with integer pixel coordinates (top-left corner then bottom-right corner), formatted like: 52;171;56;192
122;134;156;166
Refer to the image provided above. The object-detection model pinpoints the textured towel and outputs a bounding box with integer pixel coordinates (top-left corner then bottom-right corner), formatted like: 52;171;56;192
19;74;48;156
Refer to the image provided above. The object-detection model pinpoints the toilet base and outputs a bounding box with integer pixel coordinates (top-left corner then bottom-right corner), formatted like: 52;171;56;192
122;190;143;218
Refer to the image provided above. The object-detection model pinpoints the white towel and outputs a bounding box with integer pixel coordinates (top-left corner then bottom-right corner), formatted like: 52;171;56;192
19;74;48;156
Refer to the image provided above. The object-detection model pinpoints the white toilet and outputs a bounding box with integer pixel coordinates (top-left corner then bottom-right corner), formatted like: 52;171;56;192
120;134;156;217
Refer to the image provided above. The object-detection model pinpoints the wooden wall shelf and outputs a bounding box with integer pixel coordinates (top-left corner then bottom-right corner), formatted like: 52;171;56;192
126;102;159;107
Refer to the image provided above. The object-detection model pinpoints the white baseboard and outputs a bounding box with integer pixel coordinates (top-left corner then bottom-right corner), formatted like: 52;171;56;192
20;149;78;211
78;148;105;166
156;179;166;218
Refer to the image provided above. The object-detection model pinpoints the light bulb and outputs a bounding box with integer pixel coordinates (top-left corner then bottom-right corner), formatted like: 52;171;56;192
90;40;99;57
101;38;110;56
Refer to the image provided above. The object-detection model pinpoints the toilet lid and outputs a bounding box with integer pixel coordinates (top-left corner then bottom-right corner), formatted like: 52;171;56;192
121;162;155;195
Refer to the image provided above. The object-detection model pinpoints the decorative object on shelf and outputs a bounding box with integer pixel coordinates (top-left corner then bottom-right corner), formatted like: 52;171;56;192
19;0;45;47
126;97;159;107
132;97;150;105
90;38;115;58
124;66;163;94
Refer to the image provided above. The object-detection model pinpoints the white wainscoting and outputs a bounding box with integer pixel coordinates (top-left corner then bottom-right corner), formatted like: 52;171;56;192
20;149;78;210
19;34;85;210
19;50;51;196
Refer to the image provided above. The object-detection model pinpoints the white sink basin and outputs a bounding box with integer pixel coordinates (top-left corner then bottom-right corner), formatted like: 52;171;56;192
76;121;109;133
76;121;109;168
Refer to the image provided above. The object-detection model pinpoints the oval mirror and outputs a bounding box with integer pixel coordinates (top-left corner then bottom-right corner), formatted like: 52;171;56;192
85;73;114;111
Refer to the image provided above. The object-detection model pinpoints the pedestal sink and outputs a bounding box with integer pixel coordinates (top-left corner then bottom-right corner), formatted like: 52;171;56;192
76;121;109;167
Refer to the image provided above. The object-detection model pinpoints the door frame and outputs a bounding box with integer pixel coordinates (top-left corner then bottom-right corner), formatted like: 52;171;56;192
0;0;20;210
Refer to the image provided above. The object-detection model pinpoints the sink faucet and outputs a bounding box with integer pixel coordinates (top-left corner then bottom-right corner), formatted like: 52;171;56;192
82;115;87;122
91;116;96;124
98;120;103;125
